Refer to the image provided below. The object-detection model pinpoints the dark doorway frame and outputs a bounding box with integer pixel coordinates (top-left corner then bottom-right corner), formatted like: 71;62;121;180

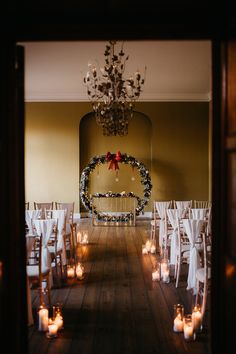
1;6;236;353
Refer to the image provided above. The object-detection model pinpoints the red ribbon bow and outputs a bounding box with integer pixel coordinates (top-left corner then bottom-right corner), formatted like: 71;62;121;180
106;151;122;170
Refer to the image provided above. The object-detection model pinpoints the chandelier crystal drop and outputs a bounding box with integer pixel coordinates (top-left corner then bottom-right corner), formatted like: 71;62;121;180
84;40;146;136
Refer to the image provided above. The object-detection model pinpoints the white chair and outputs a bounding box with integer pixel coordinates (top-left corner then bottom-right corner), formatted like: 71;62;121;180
195;232;211;321
45;209;67;283
150;200;172;250
182;218;206;293
194;200;212;209
190;208;208;219
26;234;51;306
33;218;56;289
166;208;189;266
174;217;191;288
25;209;41;234
55;202;76;259
34;202;54;219
174;200;192;210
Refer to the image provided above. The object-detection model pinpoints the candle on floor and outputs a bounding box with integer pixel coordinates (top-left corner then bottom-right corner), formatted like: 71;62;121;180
183;315;196;341
47;323;58;338
142;245;148;254
152;261;160;281
145;240;151;252
81;231;89;244
77;231;82;243
192;304;202;332
67;265;75;278
152;269;160;281
38;305;49;332
173;304;184;332
161;260;170;283
54;313;63;330
76;262;84;280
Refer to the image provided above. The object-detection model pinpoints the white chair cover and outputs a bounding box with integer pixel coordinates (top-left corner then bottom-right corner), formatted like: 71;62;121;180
52;209;67;266
182;218;205;294
190;208;208;219
175;201;191;209
167;209;187;265
155;201;171;247
25;209;41;234
33;218;56;287
25;235;35;326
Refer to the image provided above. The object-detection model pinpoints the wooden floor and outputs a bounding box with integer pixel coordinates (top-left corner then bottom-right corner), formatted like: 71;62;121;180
28;219;210;354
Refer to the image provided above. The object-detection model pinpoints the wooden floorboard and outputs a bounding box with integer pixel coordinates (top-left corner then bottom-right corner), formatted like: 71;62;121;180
28;219;210;354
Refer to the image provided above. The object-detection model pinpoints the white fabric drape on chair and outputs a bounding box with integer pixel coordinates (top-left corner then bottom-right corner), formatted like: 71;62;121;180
182;218;205;293
25;209;41;234
33;218;56;287
51;209;67;266
190;208;208;219
155;201;171;247
167;208;187;265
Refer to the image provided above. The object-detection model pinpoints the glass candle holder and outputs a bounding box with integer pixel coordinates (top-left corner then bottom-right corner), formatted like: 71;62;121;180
142;244;148;254
150;240;156;254
145;239;152;253
161;259;170;283
46;323;58;338
173;304;184;332
67;264;75;278
183;314;196;341
38;304;49;332
152;261;160;281
192;304;202;333
76;262;85;280
81;230;89;244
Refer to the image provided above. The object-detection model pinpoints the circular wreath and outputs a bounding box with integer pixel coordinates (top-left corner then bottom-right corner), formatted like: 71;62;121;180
80;153;152;220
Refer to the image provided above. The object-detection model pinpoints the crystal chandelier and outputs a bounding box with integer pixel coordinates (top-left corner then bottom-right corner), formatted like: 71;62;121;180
84;41;146;136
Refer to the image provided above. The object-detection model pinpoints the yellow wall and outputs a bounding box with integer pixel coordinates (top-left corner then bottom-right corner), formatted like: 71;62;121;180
25;102;209;214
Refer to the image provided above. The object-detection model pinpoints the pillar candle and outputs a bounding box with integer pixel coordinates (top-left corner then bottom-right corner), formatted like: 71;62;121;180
38;307;49;331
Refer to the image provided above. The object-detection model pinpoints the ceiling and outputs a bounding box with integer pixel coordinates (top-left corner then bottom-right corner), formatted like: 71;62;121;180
22;40;212;102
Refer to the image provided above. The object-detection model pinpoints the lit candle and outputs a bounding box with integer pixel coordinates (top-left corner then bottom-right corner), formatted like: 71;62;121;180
47;323;58;337
173;304;184;332
54;314;63;330
142;245;148;254
150;244;156;254
77;231;82;243
145;240;151;252
38;307;49;331
161;261;170;283
183;315;196;341
82;232;88;244
192;305;202;332
152;270;160;281
76;263;84;280
173;314;184;332
67;266;75;278
162;269;170;283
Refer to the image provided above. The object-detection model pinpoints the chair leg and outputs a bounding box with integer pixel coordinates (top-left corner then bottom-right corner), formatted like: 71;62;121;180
201;281;208;319
175;258;180;288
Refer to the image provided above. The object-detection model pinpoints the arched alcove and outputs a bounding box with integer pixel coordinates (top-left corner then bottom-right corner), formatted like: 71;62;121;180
79;111;152;214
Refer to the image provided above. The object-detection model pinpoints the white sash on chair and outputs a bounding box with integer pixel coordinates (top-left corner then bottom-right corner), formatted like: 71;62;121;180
190;208;208;219
52;209;67;266
167;209;186;265
25;209;41;234
33;218;56;288
155;201;171;247
182;218;205;294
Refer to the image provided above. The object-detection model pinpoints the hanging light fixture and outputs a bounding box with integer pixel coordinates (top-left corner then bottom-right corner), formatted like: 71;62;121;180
84;40;146;136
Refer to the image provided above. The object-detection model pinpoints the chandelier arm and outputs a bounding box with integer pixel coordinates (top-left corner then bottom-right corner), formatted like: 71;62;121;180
83;40;146;136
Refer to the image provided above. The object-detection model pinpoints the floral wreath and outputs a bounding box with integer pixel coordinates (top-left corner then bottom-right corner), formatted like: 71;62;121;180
80;152;152;221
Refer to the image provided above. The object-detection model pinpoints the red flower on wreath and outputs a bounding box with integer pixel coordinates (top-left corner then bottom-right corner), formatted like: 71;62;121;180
106;151;122;170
